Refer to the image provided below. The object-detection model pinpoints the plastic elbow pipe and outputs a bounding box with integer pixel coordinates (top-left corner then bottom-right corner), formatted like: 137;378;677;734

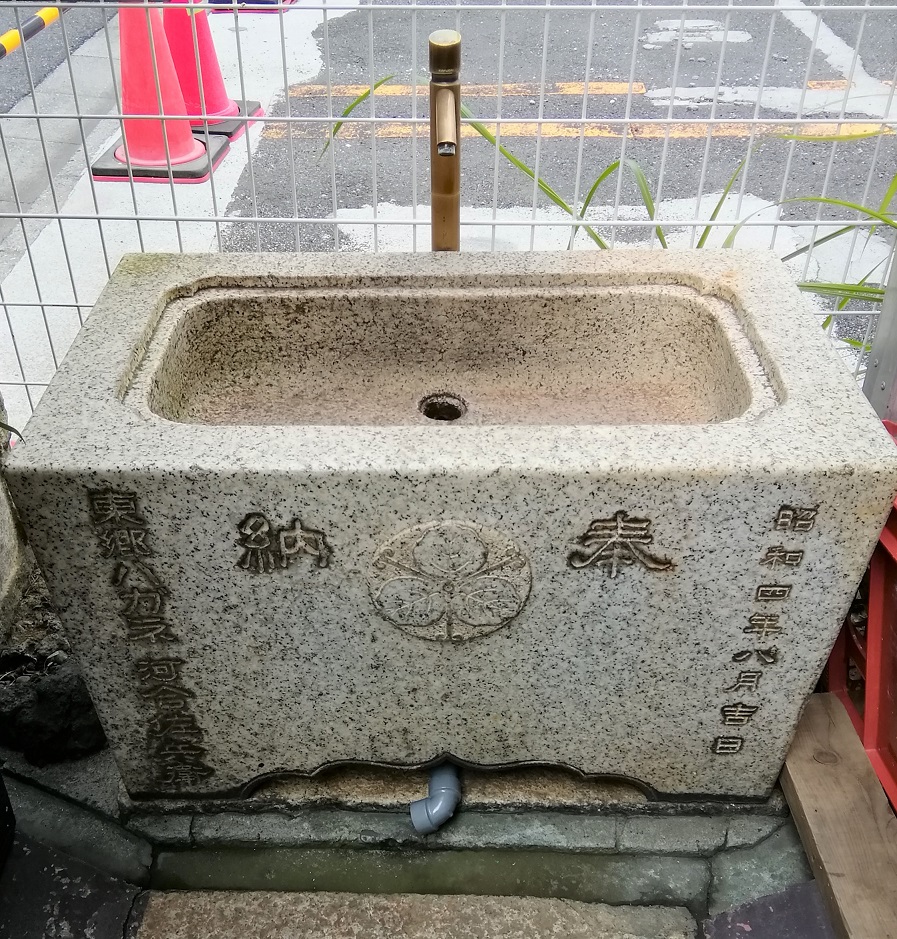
410;762;461;834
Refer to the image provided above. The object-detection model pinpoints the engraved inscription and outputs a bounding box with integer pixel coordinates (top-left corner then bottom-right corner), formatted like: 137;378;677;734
90;488;152;558
368;520;532;643
712;736;744;754
756;584;792;601
114;562;176;643
236;512;331;574
88;487;215;791
567;511;675;578
720;702;760;726
724;670;762;693
733;647;779;666
743;613;781;639
760;546;804;569
774;505;818;532
713;504;818;757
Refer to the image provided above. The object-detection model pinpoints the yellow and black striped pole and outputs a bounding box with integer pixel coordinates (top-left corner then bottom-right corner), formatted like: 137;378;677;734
0;7;60;61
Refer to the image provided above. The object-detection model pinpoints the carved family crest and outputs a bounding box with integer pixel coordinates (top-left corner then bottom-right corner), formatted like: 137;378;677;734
368;521;532;642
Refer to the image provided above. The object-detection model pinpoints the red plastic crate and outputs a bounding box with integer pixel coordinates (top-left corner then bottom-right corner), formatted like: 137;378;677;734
825;420;897;809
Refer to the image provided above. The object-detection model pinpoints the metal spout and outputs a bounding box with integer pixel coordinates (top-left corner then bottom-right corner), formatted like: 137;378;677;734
429;29;461;252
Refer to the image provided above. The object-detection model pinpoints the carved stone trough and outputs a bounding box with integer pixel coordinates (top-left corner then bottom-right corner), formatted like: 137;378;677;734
5;251;897;800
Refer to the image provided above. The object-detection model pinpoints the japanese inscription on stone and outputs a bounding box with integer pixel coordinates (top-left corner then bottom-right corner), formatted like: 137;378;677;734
236;513;331;573
89;488;213;790
710;504;817;757
568;511;675;578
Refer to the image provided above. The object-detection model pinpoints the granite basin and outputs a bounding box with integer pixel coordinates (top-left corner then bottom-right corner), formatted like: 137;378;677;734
5;251;897;801
144;281;768;427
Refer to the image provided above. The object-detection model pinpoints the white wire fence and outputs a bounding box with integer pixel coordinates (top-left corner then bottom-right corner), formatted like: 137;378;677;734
0;0;895;427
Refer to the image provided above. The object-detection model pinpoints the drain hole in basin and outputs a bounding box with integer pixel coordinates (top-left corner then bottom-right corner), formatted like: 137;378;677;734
419;392;467;422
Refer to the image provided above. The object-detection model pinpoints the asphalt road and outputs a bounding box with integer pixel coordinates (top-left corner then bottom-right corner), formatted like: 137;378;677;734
0;0;114;113
220;0;897;262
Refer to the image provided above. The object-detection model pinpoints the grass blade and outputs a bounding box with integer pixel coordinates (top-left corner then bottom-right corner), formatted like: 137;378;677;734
0;421;23;444
779;225;855;262
567;160;620;249
624;158;667;248
797;282;885;303
460;103;610;249
319;74;394;160
724;196;896;249
696;156;747;249
837;259;886;311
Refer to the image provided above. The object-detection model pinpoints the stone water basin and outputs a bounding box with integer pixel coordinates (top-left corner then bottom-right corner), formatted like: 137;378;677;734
6;251;897;801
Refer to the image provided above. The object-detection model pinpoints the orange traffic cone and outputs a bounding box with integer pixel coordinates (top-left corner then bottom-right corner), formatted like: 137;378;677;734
91;5;228;183
164;0;263;141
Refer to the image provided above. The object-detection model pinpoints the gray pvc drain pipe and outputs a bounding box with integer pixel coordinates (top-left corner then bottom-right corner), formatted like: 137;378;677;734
409;762;461;833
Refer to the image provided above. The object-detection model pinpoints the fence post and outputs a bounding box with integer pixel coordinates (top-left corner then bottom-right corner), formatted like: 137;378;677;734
863;249;897;419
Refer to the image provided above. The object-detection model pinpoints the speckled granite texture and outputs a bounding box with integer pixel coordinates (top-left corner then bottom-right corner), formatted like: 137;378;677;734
5;251;897;799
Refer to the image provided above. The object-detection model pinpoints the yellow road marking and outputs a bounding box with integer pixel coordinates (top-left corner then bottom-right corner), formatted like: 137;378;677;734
263;120;892;142
288;79;857;99
290;81;646;98
806;80;852;90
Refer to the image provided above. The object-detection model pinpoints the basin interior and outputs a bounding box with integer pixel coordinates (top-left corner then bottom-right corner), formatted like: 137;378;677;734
144;285;762;426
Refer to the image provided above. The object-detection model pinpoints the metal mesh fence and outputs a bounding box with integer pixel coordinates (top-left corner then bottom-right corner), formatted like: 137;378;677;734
0;0;895;427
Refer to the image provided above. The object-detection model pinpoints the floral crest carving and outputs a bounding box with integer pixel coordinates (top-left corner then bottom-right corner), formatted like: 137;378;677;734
368;521;532;642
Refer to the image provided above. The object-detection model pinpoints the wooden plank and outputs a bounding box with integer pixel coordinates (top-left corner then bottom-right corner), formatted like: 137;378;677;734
781;693;897;939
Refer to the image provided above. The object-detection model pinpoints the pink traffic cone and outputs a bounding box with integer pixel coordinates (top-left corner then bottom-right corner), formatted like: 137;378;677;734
91;5;228;183
164;0;263;141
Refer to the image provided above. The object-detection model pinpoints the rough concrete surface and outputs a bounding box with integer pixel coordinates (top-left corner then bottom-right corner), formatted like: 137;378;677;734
4;774;151;886
709;822;814;915
703;881;837;938
134;891;697;939
152;845;711;911
0;834;140;939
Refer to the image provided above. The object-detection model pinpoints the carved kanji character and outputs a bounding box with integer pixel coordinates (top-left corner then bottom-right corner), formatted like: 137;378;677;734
135;658;184;686
278;519;332;569
774;505;818;532
760;546;804;569
567;511;674;578
720;702;760;726
712;736;744;754
756;584;791;601
89;489;145;527
732;647;779;666
98;527;151;559
236;513;276;574
724;670;762;693
744;613;782;640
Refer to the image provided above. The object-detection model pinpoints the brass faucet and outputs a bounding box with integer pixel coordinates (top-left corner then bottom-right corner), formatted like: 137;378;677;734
429;29;461;252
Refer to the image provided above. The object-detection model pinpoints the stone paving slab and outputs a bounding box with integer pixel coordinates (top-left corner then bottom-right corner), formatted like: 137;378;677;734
134;891;697;939
0;834;140;939
703;881;837;938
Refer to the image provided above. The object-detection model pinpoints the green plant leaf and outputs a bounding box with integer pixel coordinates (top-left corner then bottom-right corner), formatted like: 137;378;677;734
0;420;23;443
623;158;667;248
567;160;620;249
319;74;395;160
460;103;610;250
779;225;856;262
837;259;886;311
724;196;896;249
797;281;885;303
696;156;748;249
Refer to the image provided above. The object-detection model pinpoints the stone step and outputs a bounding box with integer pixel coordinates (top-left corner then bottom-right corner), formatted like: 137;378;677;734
133;892;698;939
